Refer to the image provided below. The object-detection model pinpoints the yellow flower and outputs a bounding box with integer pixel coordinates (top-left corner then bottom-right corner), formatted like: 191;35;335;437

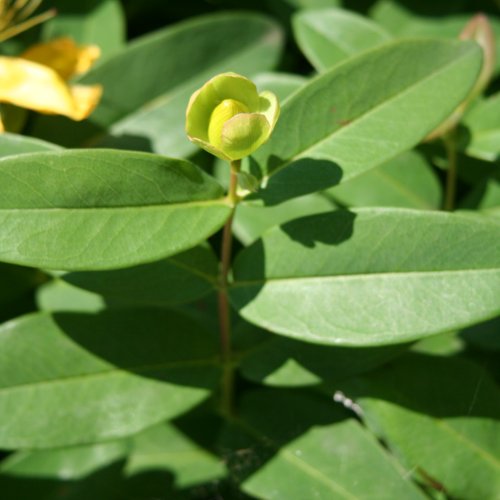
0;37;102;131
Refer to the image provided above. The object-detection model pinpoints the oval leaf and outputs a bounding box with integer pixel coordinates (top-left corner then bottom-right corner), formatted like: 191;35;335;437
0;150;231;270
128;423;226;488
235;193;335;245
37;280;107;313
340;354;500;499
230;209;500;345
254;72;307;102
250;39;482;193
464;93;500;161
224;390;426;499
237;324;406;387
0;441;128;480
0;309;220;449
326;150;442;209
0;133;60;159
60;245;218;306
293;7;392;71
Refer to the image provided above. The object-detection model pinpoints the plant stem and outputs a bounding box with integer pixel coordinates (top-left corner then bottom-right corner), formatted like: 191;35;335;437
443;131;458;211
218;159;240;415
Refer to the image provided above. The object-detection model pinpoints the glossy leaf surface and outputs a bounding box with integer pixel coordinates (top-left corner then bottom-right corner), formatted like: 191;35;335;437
293;8;391;71
230;209;500;345
37;279;107;313
0;310;220;448
250;39;482;191
235;193;335;245
340;354;500;499
0;133;60;158
464;93;500;161
0;441;128;480
127;423;226;488
227;390;425;499
237;324;406;386
254;72;307;102
0;150;230;270
60;245;218;305
327;150;441;209
371;2;500;74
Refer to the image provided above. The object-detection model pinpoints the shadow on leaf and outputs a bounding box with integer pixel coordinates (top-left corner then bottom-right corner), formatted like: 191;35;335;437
250;157;343;206
53;309;220;389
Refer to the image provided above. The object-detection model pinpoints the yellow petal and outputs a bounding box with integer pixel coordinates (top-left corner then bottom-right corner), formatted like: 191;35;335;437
21;37;101;80
208;98;249;149
68;84;103;120
0;56;102;120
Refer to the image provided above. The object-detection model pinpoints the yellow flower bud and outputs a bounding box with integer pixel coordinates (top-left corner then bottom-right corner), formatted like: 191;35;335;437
185;72;280;161
208;98;250;149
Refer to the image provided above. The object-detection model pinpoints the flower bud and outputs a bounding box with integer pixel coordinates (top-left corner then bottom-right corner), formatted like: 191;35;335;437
186;72;280;161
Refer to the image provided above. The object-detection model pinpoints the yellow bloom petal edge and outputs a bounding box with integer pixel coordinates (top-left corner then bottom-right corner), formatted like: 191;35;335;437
21;37;101;80
0;56;102;121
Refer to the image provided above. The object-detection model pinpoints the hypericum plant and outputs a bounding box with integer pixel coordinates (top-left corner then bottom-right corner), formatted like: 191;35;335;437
186;71;280;412
0;4;499;500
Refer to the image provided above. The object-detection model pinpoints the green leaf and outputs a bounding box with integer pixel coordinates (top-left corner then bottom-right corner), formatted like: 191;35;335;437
372;2;469;38
371;1;500;75
464;93;500;161
293;8;392;71
42;0;125;59
250;39;482;193
0;263;42;304
0;133;60;159
460;173;500;211
221;390;425;499
254;72;308;102
237;323;407;387
0;441;128;480
340;354;500;499
0;309;220;448
266;0;341;25
0;150;231;270
31;12;283;155
37;246;218;312
36;279;107;313
126;422;226;488
230;209;500;346
234;193;335;245
0;460;125;500
411;331;465;357
460;316;500;352
326;150;442;209
60;245;218;305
